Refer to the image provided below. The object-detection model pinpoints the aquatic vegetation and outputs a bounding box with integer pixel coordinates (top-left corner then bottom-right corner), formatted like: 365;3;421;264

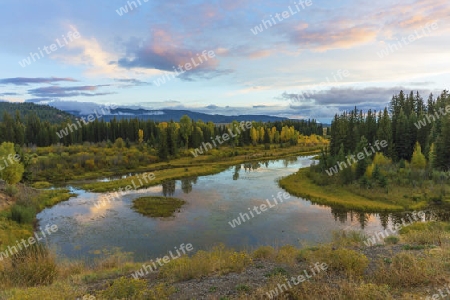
132;196;186;218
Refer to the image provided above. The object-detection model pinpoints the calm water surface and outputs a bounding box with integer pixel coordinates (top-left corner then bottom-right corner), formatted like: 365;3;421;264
36;156;411;262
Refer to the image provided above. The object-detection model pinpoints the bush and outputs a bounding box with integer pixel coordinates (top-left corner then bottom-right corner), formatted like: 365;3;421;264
252;246;275;260
4;184;18;197
384;236;399;245
31;181;52;189
275;245;301;266
10;204;35;224
97;277;147;299
304;246;369;276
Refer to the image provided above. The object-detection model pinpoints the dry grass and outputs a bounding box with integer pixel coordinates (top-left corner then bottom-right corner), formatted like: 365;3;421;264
158;244;253;282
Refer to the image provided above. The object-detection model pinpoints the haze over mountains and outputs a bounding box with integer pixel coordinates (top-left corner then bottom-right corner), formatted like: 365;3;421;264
4;100;292;123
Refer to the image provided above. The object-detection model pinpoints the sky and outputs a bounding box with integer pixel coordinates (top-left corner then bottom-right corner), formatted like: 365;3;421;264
0;0;449;123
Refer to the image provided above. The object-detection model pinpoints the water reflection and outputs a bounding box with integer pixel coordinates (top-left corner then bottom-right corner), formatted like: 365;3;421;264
162;180;176;197
330;207;449;229
37;155;450;262
181;177;198;194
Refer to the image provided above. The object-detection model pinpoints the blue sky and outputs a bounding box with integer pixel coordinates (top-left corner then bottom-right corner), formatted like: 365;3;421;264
0;0;449;122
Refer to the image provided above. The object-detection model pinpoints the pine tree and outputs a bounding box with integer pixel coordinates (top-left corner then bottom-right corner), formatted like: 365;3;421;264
355;136;369;179
411;142;426;169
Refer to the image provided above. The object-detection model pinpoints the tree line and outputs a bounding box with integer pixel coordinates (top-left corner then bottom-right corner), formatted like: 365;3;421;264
325;90;450;173
0;111;323;156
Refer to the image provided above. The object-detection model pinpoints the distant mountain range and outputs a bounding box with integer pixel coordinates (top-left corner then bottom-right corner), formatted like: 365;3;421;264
80;107;289;123
22;100;291;123
0;101;330;125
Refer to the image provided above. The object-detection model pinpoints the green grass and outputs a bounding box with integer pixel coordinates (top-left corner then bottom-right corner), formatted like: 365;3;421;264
0;187;76;252
279;168;404;212
80;165;226;193
132;196;186;218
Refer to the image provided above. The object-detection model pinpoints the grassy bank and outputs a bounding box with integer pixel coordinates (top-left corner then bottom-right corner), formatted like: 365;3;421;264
79;145;322;193
279;168;408;212
1;221;448;299
0;186;76;252
28;143;324;183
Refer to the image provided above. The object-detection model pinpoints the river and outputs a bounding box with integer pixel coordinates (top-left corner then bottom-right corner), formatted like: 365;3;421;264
36;155;434;262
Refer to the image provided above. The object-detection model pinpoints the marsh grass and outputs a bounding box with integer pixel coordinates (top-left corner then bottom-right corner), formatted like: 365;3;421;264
132;196;186;218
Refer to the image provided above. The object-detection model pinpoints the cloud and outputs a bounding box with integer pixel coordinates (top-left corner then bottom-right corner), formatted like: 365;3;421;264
290;26;378;51
114;78;152;87
117;29;231;81
0;92;19;96
28;85;113;98
283;86;435;109
25;98;57;103
0;77;77;86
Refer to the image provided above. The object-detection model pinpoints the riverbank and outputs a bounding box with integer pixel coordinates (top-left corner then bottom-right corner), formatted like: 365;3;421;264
0;185;76;254
1;221;448;299
279;168;430;212
78;145;321;192
28;143;324;185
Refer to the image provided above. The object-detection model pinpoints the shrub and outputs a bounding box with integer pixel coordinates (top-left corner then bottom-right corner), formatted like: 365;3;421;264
384;236;399;245
146;283;176;300
31;181;52;189
275;245;301;266
10;204;35;224
252;246;275;260
4;184;18;197
97;277;147;299
304;246;369;276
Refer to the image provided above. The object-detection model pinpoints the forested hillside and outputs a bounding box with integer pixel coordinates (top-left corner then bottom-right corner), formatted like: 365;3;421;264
0;106;323;161
325;90;450;170
0;102;75;123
